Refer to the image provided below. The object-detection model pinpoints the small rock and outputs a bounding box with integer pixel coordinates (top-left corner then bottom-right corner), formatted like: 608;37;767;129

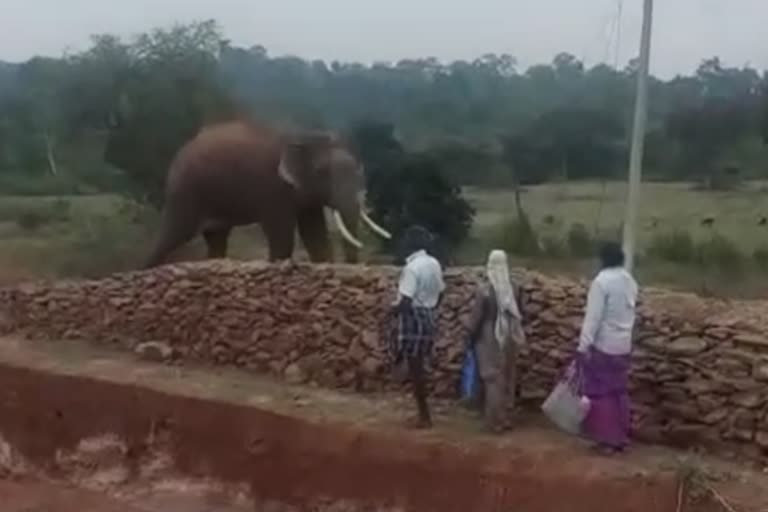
360;330;379;350
705;327;732;341
361;357;380;376
731;391;765;409
283;363;306;384
134;341;173;362
701;408;729;425
665;337;708;356
637;336;666;352
734;334;768;348
753;363;768;382
756;431;768;448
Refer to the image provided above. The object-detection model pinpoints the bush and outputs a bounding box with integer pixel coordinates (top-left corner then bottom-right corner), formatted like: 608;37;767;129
541;235;566;258
15;210;46;231
696;234;744;273
498;212;540;257
364;147;475;258
647;230;696;264
566;223;594;258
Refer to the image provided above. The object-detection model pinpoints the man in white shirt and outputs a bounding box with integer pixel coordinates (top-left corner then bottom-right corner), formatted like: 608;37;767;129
578;249;638;356
391;225;445;429
576;241;638;455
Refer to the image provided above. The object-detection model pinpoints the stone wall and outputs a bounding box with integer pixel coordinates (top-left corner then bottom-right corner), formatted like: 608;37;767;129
2;261;768;459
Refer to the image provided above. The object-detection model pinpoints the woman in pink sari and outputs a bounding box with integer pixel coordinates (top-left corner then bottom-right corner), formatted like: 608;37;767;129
577;242;638;455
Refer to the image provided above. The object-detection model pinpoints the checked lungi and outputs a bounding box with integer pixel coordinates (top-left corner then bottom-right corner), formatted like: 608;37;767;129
391;306;437;366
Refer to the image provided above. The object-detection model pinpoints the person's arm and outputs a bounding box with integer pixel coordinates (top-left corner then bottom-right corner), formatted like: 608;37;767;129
513;281;525;323
435;271;446;309
393;267;417;314
578;279;606;353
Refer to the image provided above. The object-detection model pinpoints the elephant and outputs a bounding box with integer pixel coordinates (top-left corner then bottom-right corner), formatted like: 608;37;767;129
141;120;391;268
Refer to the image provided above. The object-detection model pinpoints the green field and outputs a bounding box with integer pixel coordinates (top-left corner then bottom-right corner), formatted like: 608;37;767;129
2;181;768;298
465;181;768;250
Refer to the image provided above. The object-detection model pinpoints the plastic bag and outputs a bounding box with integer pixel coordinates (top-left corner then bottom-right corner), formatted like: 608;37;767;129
460;344;481;404
541;362;591;435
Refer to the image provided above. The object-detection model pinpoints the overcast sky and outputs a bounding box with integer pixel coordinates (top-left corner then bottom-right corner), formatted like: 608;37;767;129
1;0;766;77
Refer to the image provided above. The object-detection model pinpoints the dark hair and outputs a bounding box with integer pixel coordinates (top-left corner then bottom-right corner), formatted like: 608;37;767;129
402;225;433;252
599;241;625;269
394;225;434;264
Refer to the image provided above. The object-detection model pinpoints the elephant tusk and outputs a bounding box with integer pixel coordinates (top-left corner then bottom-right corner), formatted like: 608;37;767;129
333;211;364;249
360;210;392;240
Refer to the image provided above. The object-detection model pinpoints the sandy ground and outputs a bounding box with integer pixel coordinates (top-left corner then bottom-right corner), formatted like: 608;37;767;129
0;335;766;511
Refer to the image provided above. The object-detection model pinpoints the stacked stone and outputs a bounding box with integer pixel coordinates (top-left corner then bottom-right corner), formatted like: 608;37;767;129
1;260;768;458
0;262;480;396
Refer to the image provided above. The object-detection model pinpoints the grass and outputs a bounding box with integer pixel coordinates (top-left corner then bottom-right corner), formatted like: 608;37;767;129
463;181;768;254
3;180;768;298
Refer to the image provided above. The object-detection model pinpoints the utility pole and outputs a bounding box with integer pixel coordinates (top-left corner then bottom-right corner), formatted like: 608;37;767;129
622;0;654;271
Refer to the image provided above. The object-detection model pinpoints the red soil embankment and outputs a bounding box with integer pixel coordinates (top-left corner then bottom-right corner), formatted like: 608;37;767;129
0;361;683;512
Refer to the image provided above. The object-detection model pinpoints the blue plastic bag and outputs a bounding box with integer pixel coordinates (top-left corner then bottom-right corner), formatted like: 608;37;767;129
460;344;480;402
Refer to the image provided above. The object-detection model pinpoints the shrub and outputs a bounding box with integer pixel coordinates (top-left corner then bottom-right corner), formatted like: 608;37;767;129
541;235;566;258
363;138;475;257
696;234;744;273
15;210;46;231
542;214;558;226
647;230;696;264
498;212;540;257
566;223;594;258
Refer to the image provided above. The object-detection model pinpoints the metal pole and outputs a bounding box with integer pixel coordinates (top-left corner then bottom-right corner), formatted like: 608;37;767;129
622;0;654;271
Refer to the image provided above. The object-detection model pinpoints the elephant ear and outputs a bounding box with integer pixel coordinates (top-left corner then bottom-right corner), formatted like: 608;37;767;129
278;132;336;190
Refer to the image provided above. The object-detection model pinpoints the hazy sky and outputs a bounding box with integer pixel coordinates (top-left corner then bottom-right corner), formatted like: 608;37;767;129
2;0;766;77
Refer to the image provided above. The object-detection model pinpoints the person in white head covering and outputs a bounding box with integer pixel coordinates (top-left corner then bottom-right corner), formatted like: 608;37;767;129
467;250;526;433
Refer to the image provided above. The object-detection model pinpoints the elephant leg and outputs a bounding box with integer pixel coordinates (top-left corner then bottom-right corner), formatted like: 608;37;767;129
202;227;231;259
142;210;200;269
297;207;332;262
341;241;360;264
262;215;297;262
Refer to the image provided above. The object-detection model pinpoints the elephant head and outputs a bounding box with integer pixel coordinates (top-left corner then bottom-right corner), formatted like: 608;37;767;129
277;131;391;260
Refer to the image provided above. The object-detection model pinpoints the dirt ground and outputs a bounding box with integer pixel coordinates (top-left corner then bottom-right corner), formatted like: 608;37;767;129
1;479;150;512
0;335;766;511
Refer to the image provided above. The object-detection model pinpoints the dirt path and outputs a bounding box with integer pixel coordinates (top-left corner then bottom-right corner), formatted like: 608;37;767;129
1;479;146;512
0;335;766;511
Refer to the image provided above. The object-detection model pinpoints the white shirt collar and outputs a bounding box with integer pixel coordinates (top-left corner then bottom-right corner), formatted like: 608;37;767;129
406;250;427;264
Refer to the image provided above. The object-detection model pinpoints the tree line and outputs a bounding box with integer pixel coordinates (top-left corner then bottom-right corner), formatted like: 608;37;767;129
1;19;767;197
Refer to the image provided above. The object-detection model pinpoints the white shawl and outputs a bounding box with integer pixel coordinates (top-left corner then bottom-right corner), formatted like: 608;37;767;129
486;250;524;348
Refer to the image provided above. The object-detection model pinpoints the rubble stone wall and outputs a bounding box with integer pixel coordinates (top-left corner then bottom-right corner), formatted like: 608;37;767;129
2;261;768;458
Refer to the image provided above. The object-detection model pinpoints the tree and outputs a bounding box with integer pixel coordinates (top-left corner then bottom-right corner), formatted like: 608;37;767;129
70;20;237;206
508;107;625;183
2;57;73;176
351;121;474;262
2;21;767;191
666;97;758;183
